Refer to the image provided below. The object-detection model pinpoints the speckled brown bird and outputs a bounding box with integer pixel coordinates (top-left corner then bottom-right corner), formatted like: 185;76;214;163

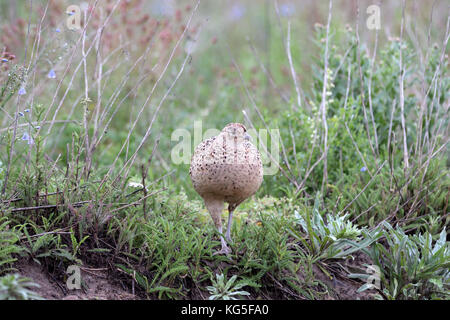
190;123;263;255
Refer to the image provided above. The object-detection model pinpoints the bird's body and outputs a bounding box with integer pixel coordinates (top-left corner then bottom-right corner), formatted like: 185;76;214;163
190;123;263;255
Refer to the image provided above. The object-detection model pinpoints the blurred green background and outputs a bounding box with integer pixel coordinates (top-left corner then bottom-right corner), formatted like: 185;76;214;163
0;0;448;197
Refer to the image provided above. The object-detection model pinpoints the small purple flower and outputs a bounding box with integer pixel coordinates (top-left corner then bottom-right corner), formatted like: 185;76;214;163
47;69;56;79
18;87;26;95
1;58;8;62
280;3;295;17
21;132;34;145
35;125;41;129
67;11;74;16
18;112;24;117
360;166;367;172
24;109;30;113
55;28;61;33
230;4;246;20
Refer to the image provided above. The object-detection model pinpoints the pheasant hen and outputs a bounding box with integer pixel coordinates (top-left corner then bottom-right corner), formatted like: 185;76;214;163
190;123;263;255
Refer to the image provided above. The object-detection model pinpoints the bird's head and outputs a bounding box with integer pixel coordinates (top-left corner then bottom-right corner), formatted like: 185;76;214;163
222;123;251;141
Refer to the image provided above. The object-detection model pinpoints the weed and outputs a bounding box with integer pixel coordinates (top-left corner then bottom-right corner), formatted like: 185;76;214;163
350;222;449;300
206;273;250;300
0;273;43;300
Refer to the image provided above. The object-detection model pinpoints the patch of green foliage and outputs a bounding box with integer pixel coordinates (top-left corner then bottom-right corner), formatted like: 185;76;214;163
206;273;251;300
0;217;23;274
350;222;449;300
0;273;43;300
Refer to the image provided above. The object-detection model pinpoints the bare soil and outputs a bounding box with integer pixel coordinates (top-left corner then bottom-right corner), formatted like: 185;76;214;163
15;259;137;300
13;252;376;300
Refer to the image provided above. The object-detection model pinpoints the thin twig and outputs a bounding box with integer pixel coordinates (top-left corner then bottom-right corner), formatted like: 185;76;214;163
398;0;409;170
286;21;302;110
319;0;333;192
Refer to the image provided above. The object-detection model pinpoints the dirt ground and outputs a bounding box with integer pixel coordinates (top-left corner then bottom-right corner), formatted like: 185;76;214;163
16;260;137;300
13;253;376;300
313;252;378;300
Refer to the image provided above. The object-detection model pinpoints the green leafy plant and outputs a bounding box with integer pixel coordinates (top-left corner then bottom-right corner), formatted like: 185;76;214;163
19;223;79;265
0;274;43;300
289;193;381;261
206;273;251;300
0;218;23;273
350;222;449;300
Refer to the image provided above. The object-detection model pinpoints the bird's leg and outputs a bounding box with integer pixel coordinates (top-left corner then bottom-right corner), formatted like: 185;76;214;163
215;225;231;255
225;203;239;244
225;209;234;244
205;198;231;255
